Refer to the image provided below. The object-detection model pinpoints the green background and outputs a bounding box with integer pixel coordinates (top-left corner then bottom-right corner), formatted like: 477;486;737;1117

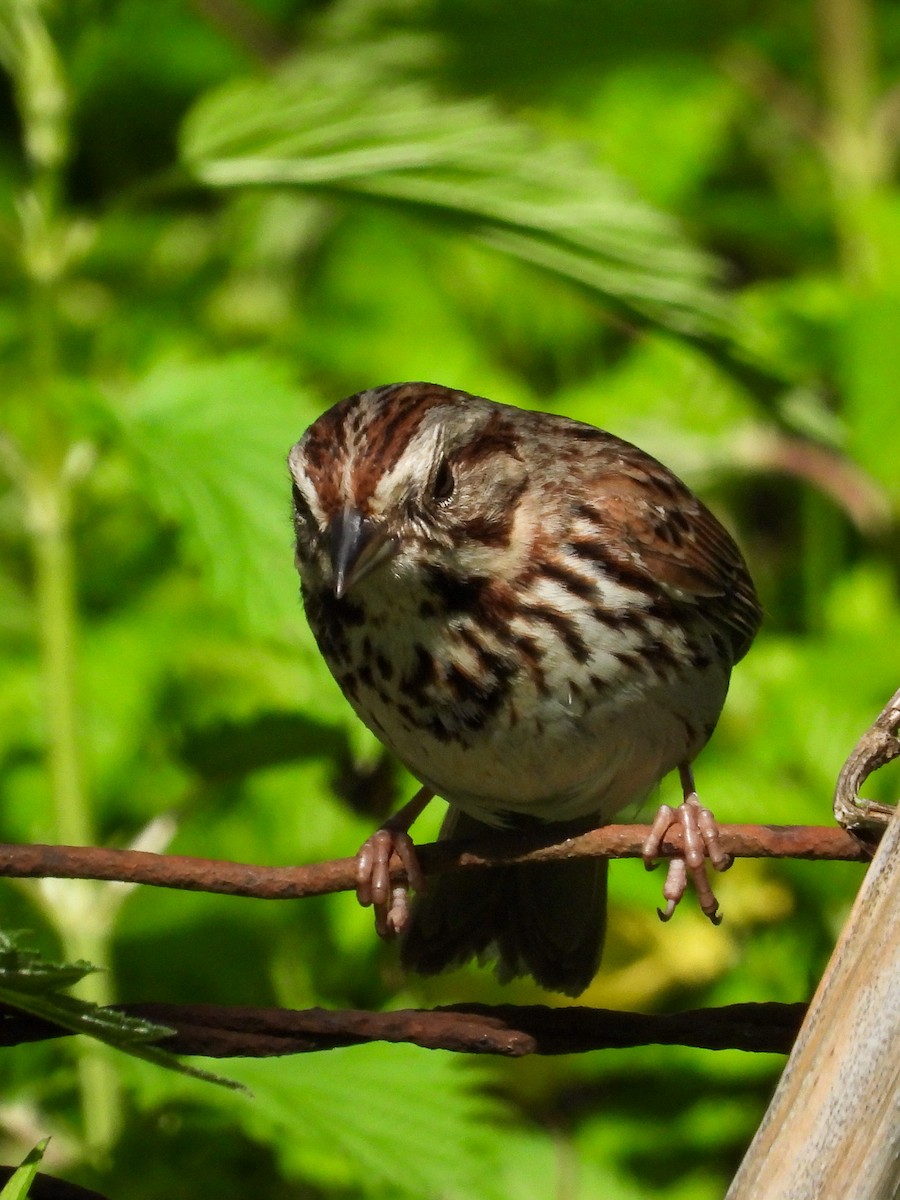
0;0;898;1196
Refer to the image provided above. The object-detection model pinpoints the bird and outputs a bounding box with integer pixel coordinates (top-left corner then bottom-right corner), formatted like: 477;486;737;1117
288;381;761;996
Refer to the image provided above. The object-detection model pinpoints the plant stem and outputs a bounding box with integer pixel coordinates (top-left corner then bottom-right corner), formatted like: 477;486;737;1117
27;467;122;1154
10;0;123;1155
30;478;90;848
816;0;887;287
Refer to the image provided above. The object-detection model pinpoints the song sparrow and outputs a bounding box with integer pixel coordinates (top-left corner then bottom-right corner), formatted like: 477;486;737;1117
289;382;761;995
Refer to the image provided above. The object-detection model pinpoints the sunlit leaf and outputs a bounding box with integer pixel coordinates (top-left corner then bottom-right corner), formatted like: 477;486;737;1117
181;40;737;346
127;1044;507;1200
113;355;318;632
0;931;239;1089
0;1136;50;1200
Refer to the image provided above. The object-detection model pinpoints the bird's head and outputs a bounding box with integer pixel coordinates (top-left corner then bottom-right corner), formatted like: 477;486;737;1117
288;382;531;598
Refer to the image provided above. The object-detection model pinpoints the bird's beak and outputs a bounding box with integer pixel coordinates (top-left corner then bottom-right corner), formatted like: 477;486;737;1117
327;508;397;599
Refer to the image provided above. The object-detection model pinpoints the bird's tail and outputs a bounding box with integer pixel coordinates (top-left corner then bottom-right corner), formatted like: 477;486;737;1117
400;809;607;997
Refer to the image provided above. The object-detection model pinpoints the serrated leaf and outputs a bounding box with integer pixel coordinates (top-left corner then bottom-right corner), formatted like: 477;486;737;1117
0;932;241;1091
0;959;95;995
180;41;737;347
126;1043;508;1200
0;931;95;993
113;355;318;632
227;1047;507;1199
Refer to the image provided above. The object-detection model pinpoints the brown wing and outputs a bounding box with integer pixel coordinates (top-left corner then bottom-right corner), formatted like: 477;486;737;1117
577;437;762;664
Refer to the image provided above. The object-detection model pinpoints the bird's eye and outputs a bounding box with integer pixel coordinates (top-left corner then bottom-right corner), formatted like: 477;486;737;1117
291;482;315;529
431;459;455;504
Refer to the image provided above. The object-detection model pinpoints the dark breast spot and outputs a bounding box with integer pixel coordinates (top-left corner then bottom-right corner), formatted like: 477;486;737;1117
422;566;491;616
521;604;591;664
614;650;644;673
512;633;549;694
421;567;517;649
312;590;367;629
589;604;619;629
532;559;598;600
402;644;438;705
617;609;651;634
444;656;517;727
338;669;360;700
375;652;394;681
304;586;369;668
643;637;683;676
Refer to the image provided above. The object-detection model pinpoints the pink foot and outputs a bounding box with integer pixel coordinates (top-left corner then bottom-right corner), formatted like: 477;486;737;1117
355;787;432;938
642;765;732;924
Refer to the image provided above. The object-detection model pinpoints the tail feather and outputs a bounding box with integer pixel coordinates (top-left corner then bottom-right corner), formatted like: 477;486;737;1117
401;810;607;997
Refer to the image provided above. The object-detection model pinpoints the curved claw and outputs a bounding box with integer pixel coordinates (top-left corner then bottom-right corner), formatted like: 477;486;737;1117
643;772;728;925
356;828;424;938
656;856;687;923
381;885;411;937
354;787;433;940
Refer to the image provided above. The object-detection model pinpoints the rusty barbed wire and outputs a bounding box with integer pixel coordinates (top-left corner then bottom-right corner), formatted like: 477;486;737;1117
0;998;806;1058
0;823;873;1062
0;824;871;902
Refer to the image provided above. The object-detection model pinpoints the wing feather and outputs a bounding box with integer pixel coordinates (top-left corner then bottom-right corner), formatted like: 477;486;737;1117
576;437;762;663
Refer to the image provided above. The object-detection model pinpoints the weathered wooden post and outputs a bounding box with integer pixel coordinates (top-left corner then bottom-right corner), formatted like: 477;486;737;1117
726;690;900;1200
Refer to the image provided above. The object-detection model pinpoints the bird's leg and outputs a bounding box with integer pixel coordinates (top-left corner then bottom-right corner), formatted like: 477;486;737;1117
356;786;433;938
642;763;733;924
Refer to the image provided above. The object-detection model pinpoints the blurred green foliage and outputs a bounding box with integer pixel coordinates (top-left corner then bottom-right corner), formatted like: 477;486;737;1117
0;0;898;1196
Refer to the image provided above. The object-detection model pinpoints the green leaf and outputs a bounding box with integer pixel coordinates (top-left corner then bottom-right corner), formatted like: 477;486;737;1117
0;930;95;994
113;354;319;632
127;1044;508;1199
180;41;736;346
0;931;240;1091
0;1136;50;1200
